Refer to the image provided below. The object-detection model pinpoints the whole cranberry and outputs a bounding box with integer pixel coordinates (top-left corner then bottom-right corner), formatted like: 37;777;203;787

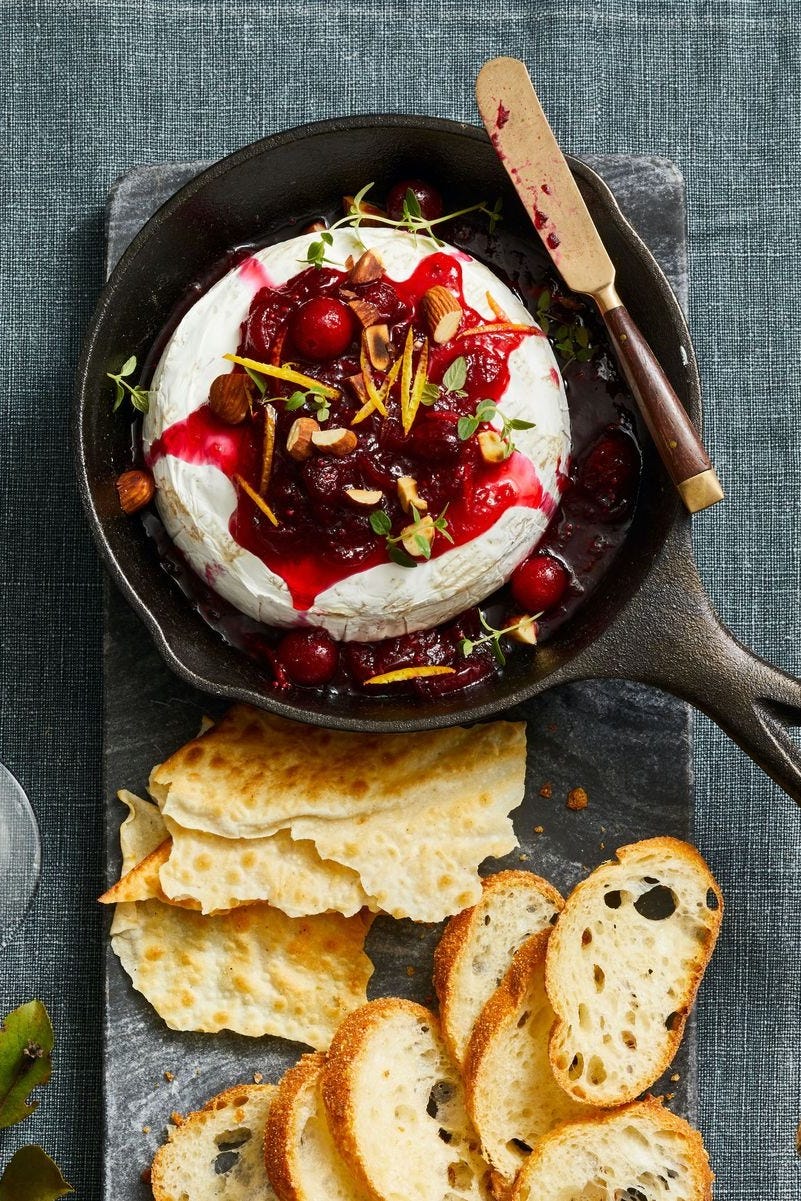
406;414;461;463
290;297;355;360
276;628;339;687
386;179;444;223
511;553;569;613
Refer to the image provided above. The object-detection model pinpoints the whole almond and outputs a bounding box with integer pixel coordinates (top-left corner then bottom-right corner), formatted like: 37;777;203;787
311;427;358;456
208;373;254;424
421;286;463;344
348;248;385;284
286;416;320;461
116;468;155;514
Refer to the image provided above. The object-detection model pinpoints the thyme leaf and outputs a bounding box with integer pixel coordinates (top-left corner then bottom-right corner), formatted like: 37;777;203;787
106;355;150;414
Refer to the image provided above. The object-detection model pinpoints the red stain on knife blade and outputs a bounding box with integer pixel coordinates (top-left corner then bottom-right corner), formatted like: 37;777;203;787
496;100;511;128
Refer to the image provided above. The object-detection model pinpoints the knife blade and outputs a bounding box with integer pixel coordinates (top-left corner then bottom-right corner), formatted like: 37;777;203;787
476;56;723;514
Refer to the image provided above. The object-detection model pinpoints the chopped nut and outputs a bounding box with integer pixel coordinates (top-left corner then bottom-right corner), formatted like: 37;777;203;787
670;1073;680;1083
406;965;416;977
421;285;463;343
507;614;539;645
477;430;508;464
342;197;385;226
533;825;544;835
163;1071;174;1082
348;297;383;328
346;373;370;405
539;783;552;799
397;475;427;514
364;324;392;372
400;514;436;557
301;219;328;233
566;786;589;811
209;372;254;424
311;427;358;456
116;468;155;514
286;416;320;461
142;1125;151;1134
348;248;385;284
253;1072;264;1084
345;487;383;507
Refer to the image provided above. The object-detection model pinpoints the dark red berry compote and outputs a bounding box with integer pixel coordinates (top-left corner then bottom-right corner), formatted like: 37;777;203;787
138;184;641;698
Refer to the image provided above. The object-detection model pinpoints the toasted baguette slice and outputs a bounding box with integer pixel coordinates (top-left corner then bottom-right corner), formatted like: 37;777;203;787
546;837;723;1106
322;998;490;1201
463;930;595;1183
151;1082;277;1201
433;870;564;1066
265;1053;369;1201
509;1098;714;1201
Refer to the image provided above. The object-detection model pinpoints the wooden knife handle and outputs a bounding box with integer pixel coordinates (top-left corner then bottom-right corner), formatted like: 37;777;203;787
600;303;724;513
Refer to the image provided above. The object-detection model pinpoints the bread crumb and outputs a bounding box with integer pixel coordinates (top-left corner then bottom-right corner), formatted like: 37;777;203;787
533;825;544;835
665;1091;675;1101
518;853;529;862
566;786;589;811
670;1073;680;1082
163;1070;174;1082
406;965;416;977
170;1111;184;1127
253;1071;264;1083
599;842;605;850
142;1125;151;1134
539;783;552;799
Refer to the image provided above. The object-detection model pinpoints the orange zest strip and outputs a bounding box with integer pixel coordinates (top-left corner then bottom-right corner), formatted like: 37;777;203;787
359;336;388;417
234;474;279;526
458;322;538;339
363;665;457;686
486;291;510;322
399;327;415;435
405;338;429;436
351;357;402;426
224;354;340;400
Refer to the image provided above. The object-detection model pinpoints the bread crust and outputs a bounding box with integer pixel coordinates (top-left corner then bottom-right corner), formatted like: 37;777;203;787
509;1097;714;1201
433;871;564;1065
264;1053;326;1201
545;837;723;1107
151;1082;277;1201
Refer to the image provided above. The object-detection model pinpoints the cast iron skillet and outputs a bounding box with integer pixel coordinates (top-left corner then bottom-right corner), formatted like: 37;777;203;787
74;115;801;804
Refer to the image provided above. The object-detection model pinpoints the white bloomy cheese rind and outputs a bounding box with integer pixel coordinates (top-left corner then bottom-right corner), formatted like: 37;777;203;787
143;228;570;641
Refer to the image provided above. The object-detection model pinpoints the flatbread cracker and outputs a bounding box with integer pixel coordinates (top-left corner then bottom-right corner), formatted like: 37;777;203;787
160;818;376;918
150;705;526;840
111;899;374;1049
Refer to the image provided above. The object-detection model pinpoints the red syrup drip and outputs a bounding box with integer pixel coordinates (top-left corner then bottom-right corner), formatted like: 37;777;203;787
237;256;275;289
496;101;511;128
148;252;551;611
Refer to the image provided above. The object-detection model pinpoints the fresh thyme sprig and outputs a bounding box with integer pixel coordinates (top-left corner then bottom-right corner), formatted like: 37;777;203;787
459;610;540;667
107;355;150;414
300;229;336;269
456;398;535;459
535;288;594;366
369;505;453;568
419;354;468;408
329;183;503;247
281;387;332;422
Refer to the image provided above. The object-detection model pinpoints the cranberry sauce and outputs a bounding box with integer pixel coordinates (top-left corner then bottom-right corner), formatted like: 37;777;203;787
137;187;642;697
148;254;554;612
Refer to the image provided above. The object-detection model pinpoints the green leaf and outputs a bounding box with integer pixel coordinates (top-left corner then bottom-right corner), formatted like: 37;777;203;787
576;347;593;362
457;415;479;441
388;545;417;568
113;380;124;408
537;289;551;312
320;230;333;245
243;365;268;395
420;381;440;406
369;511;392;536
539;315;550;335
459;638;474;657
414;534;432;559
0;1146;72;1200
442;356;467;394
403;189;422;219
556;324;570;340
491;640;507;667
0;1001;54;1130
475;399;497;423
284;392;307;411
131;389;149;415
575;325;590;348
507;418;536;431
119;355;137;377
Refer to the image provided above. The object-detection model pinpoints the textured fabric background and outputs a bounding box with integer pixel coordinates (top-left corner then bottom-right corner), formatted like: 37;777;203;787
0;1;799;1197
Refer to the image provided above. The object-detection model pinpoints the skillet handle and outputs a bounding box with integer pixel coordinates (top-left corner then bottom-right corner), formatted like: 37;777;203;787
614;562;801;805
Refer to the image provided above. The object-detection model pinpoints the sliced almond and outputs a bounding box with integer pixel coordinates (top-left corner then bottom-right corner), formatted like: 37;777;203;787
345;487;383;507
348;297;383;328
507;615;539;645
365;324;392;372
400;514;436;557
345;373;370;404
311;427;358;456
286;416;320;461
421;286;463;344
397;475;428;514
348;248;385;284
477;430;509;463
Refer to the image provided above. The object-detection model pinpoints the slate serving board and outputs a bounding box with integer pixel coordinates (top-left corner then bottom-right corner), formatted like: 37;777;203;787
103;155;695;1198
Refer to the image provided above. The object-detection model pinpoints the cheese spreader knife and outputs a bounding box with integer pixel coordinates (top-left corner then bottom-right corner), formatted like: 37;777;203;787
476;57;723;514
